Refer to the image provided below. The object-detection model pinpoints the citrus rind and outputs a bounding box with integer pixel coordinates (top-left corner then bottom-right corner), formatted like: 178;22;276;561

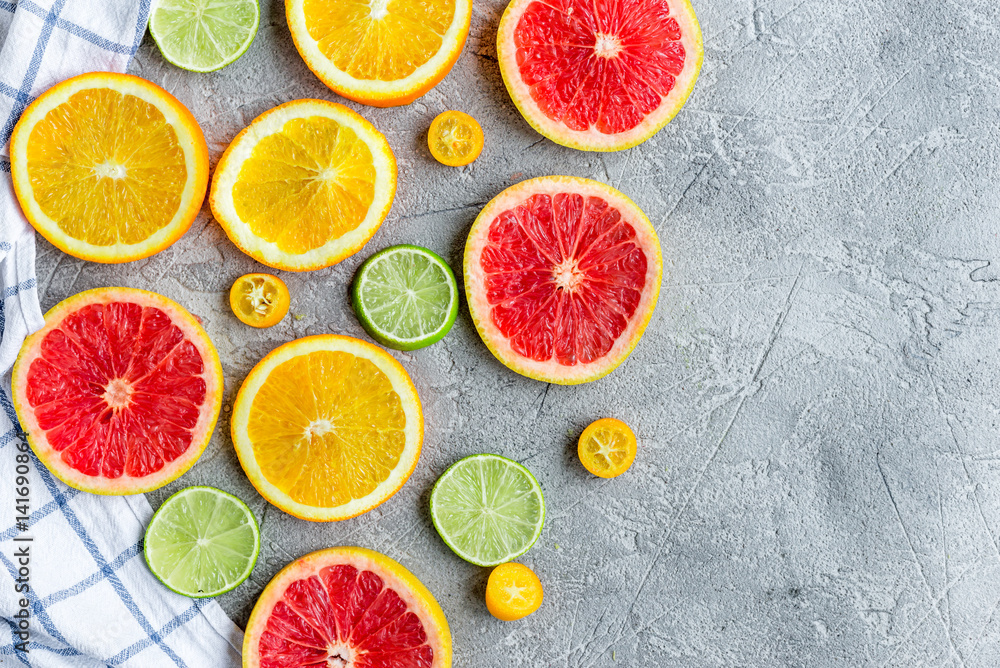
496;0;703;151
429;453;545;567
149;0;261;73
243;546;452;667
144;485;261;598
351;244;459;351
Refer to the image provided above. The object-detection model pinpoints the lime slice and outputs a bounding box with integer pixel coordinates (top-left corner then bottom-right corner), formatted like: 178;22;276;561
430;454;545;567
352;244;459;351
150;0;260;73
144;486;260;598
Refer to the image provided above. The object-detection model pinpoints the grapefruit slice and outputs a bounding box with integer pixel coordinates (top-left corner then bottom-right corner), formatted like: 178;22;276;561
497;0;703;151
244;546;452;668
464;176;661;384
11;288;224;495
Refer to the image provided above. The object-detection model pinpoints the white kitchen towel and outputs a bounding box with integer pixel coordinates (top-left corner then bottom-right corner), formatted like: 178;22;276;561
0;1;244;666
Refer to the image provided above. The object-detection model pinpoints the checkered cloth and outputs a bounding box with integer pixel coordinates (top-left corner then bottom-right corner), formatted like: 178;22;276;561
0;1;244;666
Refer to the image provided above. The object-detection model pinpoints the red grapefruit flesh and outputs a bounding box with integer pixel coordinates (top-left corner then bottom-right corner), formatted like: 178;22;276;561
243;546;452;668
12;287;223;495
464;176;662;384
497;0;703;151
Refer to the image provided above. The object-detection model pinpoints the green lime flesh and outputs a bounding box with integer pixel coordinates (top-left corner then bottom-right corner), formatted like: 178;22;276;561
150;0;260;73
352;244;459;351
429;454;545;567
144;486;260;598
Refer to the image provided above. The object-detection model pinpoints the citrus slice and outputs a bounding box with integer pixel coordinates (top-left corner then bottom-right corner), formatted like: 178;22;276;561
578;417;636;478
230;273;291;328
243;546;452;667
210;99;397;271
286;0;472;107
497;0;703;151
144;486;260;598
351;245;459;350
485;562;543;621
429;454;544;567
464;176;662;385
9;72;209;263
150;0;260;73
11;288;224;495
427;110;483;167
231;335;422;521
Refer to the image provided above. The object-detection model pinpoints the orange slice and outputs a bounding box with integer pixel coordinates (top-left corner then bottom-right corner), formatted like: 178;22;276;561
577;417;637;478
9;72;209;263
230;273;290;328
210;99;396;272
428;110;483;166
286;0;472;106
231;334;423;521
485;562;543;621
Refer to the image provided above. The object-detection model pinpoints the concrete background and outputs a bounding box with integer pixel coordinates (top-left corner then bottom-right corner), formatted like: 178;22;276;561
30;0;1000;664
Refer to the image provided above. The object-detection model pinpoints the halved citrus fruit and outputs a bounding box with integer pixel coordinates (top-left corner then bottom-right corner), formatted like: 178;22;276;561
9;72;209;262
351;245;459;350
427;110;483;167
464;176;662;384
429;454;545;567
230;273;291;328
286;0;472;107
497;0;703;151
144;486;260;598
485;562;543;621
231;335;422;521
244;546;451;667
578;417;637;478
11;288;224;495
210;99;397;271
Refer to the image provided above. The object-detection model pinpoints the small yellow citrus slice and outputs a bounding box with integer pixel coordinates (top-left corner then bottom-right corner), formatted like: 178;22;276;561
577;418;637;478
231;334;423;521
286;0;472;106
230;273;290;328
485;562;543;621
428;110;483;166
210;99;396;271
9;72;209;263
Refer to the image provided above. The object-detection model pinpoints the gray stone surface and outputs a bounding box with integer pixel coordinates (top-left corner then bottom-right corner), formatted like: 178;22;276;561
31;0;1000;663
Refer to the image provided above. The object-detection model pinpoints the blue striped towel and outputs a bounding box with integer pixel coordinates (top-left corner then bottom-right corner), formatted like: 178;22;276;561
0;1;243;665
